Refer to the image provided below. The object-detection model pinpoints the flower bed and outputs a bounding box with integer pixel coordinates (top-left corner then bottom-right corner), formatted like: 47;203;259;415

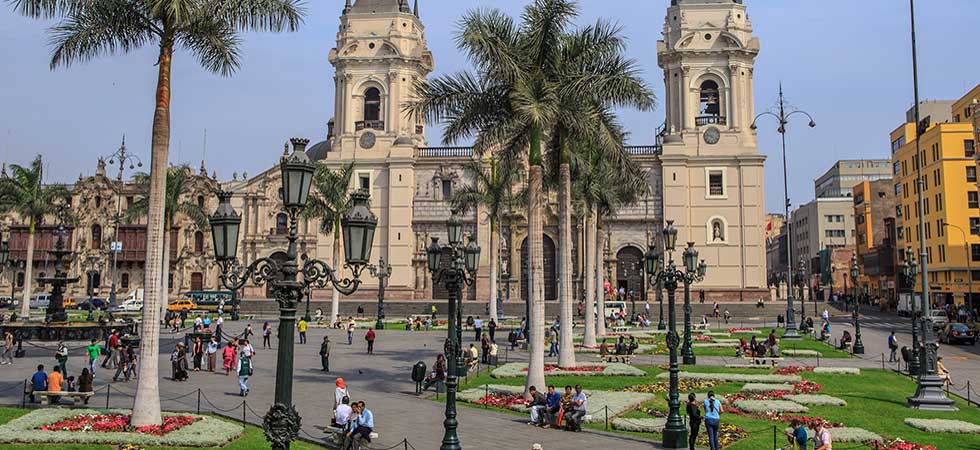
880;441;937;450
694;335;714;342
611;417;666;433
0;409;242;447
783;349;821;357
696;423;746;448
621;379;720;394
785;394;847;406
784;427;882;443
491;363;646;378
657;371;802;383
733;399;808;414
812;367;860;375
40;414;198;436
457;385;654;421
904;418;980;434
792;380;821;394
728;328;757;333
741;383;795;393
724;364;774;370
773;366;814;376
692;342;736;348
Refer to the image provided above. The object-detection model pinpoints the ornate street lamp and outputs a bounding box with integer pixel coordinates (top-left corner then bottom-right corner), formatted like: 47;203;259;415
427;214;480;450
797;256;809;332
901;248;922;375
680;242;706;366
369;257;392;330
752;85;815;341
103;136;142;306
210;138;376;450
645;220;689;449
850;256;864;354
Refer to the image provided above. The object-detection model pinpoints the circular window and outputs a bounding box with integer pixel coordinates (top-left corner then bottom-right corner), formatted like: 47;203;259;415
704;33;712;40
368;43;376;49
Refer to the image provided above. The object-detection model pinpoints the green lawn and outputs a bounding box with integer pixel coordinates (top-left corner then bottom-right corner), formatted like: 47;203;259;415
457;365;980;450
0;408;329;450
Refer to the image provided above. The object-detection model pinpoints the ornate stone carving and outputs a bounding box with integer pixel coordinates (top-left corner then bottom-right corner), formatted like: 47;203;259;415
263;403;301;450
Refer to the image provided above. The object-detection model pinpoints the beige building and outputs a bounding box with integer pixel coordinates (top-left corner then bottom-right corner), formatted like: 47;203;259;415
791;197;855;262
814;159;891;199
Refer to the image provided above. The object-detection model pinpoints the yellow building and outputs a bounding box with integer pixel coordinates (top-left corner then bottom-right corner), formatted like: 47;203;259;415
892;84;980;307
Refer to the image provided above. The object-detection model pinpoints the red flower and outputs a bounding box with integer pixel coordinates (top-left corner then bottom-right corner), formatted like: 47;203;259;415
40;414;198;436
474;393;527;409
773;366;814;376
521;365;606;372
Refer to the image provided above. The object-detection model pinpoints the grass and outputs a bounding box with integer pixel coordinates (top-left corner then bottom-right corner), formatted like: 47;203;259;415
456;365;980;450
0;408;330;450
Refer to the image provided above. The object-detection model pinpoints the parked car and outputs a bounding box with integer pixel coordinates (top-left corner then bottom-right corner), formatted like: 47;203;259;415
927;310;949;329
29;294;51;309
61;298;77;309
939;323;977;345
78;298;109;311
167;298;197;312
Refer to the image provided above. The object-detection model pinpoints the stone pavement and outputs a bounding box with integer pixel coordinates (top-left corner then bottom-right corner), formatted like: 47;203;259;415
0;323;663;450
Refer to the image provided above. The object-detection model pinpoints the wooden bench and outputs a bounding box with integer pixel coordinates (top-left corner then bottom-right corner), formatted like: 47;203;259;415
692;323;709;331
611;326;631;334
34;391;94;406
326;425;379;448
741;356;784;367
601;354;633;364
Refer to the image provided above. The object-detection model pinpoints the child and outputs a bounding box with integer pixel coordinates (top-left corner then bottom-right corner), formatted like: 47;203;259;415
65;376;76;392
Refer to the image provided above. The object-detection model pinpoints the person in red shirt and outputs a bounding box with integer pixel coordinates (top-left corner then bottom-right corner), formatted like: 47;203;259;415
102;330;119;369
365;328;376;355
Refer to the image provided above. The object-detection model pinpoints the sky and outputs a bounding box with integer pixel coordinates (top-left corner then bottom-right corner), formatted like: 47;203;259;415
1;0;979;214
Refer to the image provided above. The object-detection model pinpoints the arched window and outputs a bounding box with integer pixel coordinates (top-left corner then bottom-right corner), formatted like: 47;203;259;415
194;231;205;252
121;273;130;290
197;195;205;208
91;225;103;250
275;213;289;235
364;87;381;122
16;272;24;288
699;80;720;116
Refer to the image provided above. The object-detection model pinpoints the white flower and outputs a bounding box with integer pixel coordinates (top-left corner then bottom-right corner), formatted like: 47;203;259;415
785;394;847;406
733;399;808;413
491;363;647;378
812;367;860;375
904;418;980;434
657;371;801;383
741;383;794;393
782;349;820;356
612;418;666;433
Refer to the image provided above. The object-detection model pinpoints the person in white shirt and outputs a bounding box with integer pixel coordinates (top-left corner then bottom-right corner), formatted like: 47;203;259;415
333;396;353;428
193;315;203;331
241;340;255;358
334;378;350;410
566;385;588;431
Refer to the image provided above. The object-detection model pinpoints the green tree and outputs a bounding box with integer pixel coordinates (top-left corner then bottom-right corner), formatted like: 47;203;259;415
451;159;522;322
0;155;71;318
8;0;304;426
302;163;355;324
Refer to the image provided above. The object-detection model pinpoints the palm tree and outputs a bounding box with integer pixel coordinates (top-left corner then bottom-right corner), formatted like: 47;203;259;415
124;165;209;317
302;163;354;324
0;155;70;318
8;0;304;427
451;159;522;322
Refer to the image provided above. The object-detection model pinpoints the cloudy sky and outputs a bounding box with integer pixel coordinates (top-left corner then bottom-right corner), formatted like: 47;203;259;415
1;0;978;213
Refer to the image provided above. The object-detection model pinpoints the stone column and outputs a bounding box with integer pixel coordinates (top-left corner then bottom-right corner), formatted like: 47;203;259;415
681;66;693;131
728;64;739;129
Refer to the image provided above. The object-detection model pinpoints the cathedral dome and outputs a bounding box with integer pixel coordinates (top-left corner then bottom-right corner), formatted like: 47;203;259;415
306;140;331;161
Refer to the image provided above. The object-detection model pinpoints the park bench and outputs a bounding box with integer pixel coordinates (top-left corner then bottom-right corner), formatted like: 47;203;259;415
34;391;94;406
741;356;783;367
611;326;631;334
326;425;379;448
601;354;633;364
692;323;709;331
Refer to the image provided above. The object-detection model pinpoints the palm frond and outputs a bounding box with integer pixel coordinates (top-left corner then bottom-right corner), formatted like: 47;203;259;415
48;0;157;70
6;0;90;19
178;11;241;76
213;0;304;33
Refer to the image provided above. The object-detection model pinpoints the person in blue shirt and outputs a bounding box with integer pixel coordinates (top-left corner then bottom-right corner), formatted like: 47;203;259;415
30;364;47;403
544;385;562;429
347;401;374;445
888;331;899;362
786;419;809;449
703;390;723;450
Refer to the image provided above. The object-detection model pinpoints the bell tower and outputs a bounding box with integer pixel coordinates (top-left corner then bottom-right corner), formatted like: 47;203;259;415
657;0;768;301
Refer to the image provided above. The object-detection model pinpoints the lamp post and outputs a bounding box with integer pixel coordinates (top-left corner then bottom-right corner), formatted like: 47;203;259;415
645;220;694;448
902;248;922;375
680;242;706;366
369;257;392;330
752;84;815;340
905;0;956;411
798;257;809;333
103;136;142;306
209;138;377;450
426;210;480;450
850;256;864;354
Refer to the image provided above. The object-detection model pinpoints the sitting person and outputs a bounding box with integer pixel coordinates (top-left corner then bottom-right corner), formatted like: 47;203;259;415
626;336;638;355
544;385;562;429
736;337;749;357
332;396;353;428
464;344;479;368
598;339;610;358
839;330;852;350
346;401;374;449
527;386;547;426
700;315;709;327
820;322;831;341
423;354;447;391
564;385;588;432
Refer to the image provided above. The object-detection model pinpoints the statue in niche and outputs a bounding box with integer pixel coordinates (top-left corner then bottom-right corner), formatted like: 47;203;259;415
712;221;724;242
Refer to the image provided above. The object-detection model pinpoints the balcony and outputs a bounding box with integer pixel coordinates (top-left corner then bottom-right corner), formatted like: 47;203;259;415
416;147;474;158
625;145;662;156
355;120;385;131
695;115;727;126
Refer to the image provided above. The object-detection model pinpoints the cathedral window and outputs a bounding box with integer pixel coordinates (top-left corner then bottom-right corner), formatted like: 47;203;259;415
121;273;130;290
194;231;205;252
699;80;720;117
442;180;453;200
364;87;382;122
706;168;726;199
275;213;289;235
197;195;205;208
91;225;103;250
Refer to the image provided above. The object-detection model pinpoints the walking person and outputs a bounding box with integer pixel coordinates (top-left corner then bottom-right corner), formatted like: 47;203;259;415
111;345;128;382
298;317;308;344
206;337;218;372
814;421;833;450
703;391;723;450
488;317;497;342
347;322;355;345
888;331;899;363
686;393;702;450
236;351;252;396
319;336;331;371
192;337;204;371
262;322;272;349
214;315;223;341
171;343;189;381
334;378;349;410
244;323;254;342
1;331;13;365
786;419;809;450
102;330;118;369
55;342;68;375
474;316;483;342
365;328;376;354
125;345;137;380
222;340;237;376
85;339;101;379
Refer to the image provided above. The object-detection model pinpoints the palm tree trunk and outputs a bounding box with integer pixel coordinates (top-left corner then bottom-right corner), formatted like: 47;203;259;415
20;221;35;319
331;219;341;324
595;220;606;337
583;211;596;347
158;225;171;319
132;38;174;428
525;164;546;396
489;217;498;321
557;161;575;367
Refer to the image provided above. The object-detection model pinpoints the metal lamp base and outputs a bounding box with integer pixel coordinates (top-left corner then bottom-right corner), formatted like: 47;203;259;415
662;426;688;449
907;375;958;411
782;328;802;340
657;320;666;330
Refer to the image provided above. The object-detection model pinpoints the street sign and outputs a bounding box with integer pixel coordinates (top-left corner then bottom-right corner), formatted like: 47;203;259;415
110;241;123;253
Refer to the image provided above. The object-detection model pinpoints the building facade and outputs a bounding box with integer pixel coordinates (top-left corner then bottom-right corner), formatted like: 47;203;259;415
814;159;891;199
852;179;897;301
893;84;980;307
791;197;855;262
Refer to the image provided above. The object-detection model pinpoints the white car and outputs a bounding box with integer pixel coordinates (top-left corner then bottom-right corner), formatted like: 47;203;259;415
928;310;949;329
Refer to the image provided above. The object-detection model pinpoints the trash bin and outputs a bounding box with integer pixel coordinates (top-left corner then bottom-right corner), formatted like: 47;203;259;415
412;361;427;394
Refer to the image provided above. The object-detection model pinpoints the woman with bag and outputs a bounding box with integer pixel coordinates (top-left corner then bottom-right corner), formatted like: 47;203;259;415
703;391;723;450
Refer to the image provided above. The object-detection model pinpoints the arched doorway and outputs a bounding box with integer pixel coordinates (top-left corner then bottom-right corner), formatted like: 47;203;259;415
190;272;204;291
521;235;557;302
616;246;644;300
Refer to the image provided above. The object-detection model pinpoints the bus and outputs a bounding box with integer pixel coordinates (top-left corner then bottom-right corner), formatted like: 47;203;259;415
183;291;237;311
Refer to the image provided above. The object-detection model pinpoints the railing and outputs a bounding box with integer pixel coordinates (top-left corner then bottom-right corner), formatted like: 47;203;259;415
696;115;727;126
416;147;474;158
625;145;662;156
355;120;385;131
